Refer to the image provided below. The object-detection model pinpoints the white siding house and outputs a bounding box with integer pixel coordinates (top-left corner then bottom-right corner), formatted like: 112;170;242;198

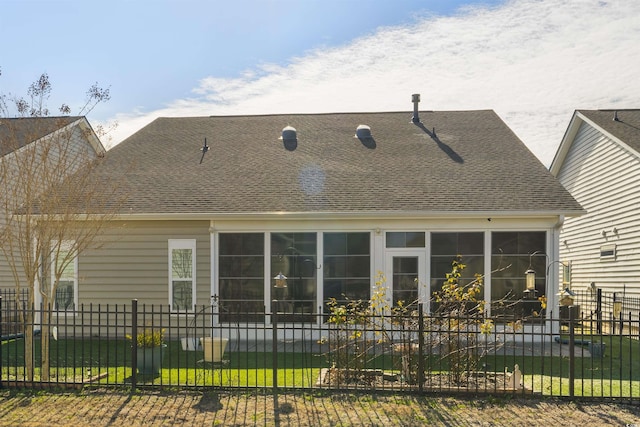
551;109;640;298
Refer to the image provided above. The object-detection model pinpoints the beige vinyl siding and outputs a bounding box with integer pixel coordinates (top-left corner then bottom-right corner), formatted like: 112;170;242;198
558;121;640;297
78;220;211;307
0;257;26;294
0;120;97;294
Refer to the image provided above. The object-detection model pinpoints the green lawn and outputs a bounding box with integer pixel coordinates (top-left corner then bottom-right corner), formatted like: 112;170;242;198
477;334;640;397
2;334;639;397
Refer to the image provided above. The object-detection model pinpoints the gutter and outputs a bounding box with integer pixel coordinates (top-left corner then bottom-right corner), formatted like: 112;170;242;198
97;209;586;222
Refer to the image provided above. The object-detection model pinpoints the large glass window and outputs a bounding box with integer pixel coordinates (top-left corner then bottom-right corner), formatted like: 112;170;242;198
491;231;546;317
169;239;196;312
271;232;317;321
218;233;264;322
323;232;370;306
52;241;77;312
430;232;484;310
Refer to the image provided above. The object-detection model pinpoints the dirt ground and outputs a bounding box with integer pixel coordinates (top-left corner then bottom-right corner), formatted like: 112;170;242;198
0;388;638;426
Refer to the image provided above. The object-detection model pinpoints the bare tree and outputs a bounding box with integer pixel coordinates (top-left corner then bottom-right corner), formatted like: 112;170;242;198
0;73;125;381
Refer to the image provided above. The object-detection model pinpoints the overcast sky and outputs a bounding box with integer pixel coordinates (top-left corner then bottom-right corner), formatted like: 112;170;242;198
2;0;639;166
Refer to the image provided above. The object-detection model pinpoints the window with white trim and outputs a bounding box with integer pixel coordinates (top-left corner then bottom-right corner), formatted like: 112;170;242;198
169;239;196;312
52;241;78;312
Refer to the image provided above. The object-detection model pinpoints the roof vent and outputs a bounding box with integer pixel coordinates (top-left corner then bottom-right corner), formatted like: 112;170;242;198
280;125;297;141
614;111;620;121
411;93;420;123
354;124;372;139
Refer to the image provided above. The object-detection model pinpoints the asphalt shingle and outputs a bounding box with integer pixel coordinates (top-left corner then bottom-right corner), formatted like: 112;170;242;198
578;109;640;155
0;116;79;157
98;110;583;216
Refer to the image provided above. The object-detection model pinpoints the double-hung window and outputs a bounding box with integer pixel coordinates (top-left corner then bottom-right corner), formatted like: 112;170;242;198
169;239;196;312
51;240;78;312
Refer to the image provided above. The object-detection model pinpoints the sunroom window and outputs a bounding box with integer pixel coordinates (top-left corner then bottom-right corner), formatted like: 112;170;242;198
218;233;265;322
430;232;484;311
491;231;546;318
323;232;370;307
270;232;317;322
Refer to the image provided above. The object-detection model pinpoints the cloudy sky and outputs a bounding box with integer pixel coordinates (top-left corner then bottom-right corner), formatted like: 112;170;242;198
1;0;639;166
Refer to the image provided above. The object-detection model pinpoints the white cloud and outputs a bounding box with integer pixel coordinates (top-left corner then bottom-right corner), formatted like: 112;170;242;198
102;0;640;166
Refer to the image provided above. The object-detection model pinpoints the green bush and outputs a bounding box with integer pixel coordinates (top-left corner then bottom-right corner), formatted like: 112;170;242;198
127;328;165;348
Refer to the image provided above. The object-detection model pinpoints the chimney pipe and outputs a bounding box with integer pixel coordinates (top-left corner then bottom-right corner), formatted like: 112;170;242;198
412;94;420;123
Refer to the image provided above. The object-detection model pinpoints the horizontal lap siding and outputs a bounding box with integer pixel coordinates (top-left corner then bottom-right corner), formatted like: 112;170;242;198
78;220;211;307
0;124;96;293
558;122;640;297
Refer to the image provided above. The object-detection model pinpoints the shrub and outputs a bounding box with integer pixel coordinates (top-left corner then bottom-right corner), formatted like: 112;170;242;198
127;328;165;348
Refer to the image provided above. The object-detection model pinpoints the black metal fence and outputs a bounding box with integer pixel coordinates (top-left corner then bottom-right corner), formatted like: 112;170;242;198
1;293;639;400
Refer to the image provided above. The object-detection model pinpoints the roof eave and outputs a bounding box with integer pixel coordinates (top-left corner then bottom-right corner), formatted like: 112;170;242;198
550;110;582;176
110;209;585;222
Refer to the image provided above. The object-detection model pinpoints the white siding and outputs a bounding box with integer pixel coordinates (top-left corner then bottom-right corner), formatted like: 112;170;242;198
558;122;640;298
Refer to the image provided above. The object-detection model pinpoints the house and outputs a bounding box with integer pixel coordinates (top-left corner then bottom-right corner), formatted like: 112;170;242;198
66;95;583;330
551;109;640;299
0;116;105;303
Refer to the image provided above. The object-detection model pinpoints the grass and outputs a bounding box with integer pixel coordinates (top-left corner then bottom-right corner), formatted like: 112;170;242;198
477;332;640;397
2;334;639;397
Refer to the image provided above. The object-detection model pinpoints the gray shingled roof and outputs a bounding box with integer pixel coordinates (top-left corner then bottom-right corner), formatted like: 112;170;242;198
578;109;640;155
0;116;80;157
99;110;583;216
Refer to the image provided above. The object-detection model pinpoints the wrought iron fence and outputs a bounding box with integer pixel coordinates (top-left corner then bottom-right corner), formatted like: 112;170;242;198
0;293;639;400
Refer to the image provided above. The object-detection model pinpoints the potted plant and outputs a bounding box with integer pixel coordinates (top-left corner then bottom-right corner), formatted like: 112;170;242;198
128;328;167;375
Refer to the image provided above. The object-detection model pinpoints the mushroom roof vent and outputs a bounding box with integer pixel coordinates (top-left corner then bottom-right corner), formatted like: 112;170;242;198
355;124;372;139
280;125;297;141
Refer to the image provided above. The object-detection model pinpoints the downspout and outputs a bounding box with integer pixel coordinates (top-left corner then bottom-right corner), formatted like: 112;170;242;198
549;215;565;331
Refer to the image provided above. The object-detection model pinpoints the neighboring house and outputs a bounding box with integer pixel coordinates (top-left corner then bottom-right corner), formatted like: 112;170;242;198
69;95;582;331
0;116;105;303
551;109;640;299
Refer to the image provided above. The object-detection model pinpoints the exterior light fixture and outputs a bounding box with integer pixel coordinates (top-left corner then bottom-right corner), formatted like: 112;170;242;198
273;272;288;288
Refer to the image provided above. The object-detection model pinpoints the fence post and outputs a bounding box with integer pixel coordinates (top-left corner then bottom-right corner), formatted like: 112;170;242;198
418;303;425;392
596;288;602;334
131;299;138;393
0;296;2;386
272;300;279;392
568;308;575;398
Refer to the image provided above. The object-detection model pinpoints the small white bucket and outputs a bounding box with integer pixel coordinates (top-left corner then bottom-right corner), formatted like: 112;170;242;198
200;337;229;362
180;337;202;351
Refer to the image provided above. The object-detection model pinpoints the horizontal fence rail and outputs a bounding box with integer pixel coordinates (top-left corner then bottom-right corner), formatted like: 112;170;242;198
0;294;639;400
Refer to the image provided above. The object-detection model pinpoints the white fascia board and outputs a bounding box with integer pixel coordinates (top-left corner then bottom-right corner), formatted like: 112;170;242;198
550;110;582;176
109;209;583;222
75;117;106;155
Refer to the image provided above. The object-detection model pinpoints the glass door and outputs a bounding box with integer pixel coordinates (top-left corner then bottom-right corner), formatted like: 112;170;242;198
386;251;426;307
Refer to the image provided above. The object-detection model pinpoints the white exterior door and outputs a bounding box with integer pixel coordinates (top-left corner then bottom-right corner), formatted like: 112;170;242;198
385;250;427;308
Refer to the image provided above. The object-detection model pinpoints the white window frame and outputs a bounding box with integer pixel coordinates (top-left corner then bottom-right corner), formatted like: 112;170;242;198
51;240;78;314
169;239;197;312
